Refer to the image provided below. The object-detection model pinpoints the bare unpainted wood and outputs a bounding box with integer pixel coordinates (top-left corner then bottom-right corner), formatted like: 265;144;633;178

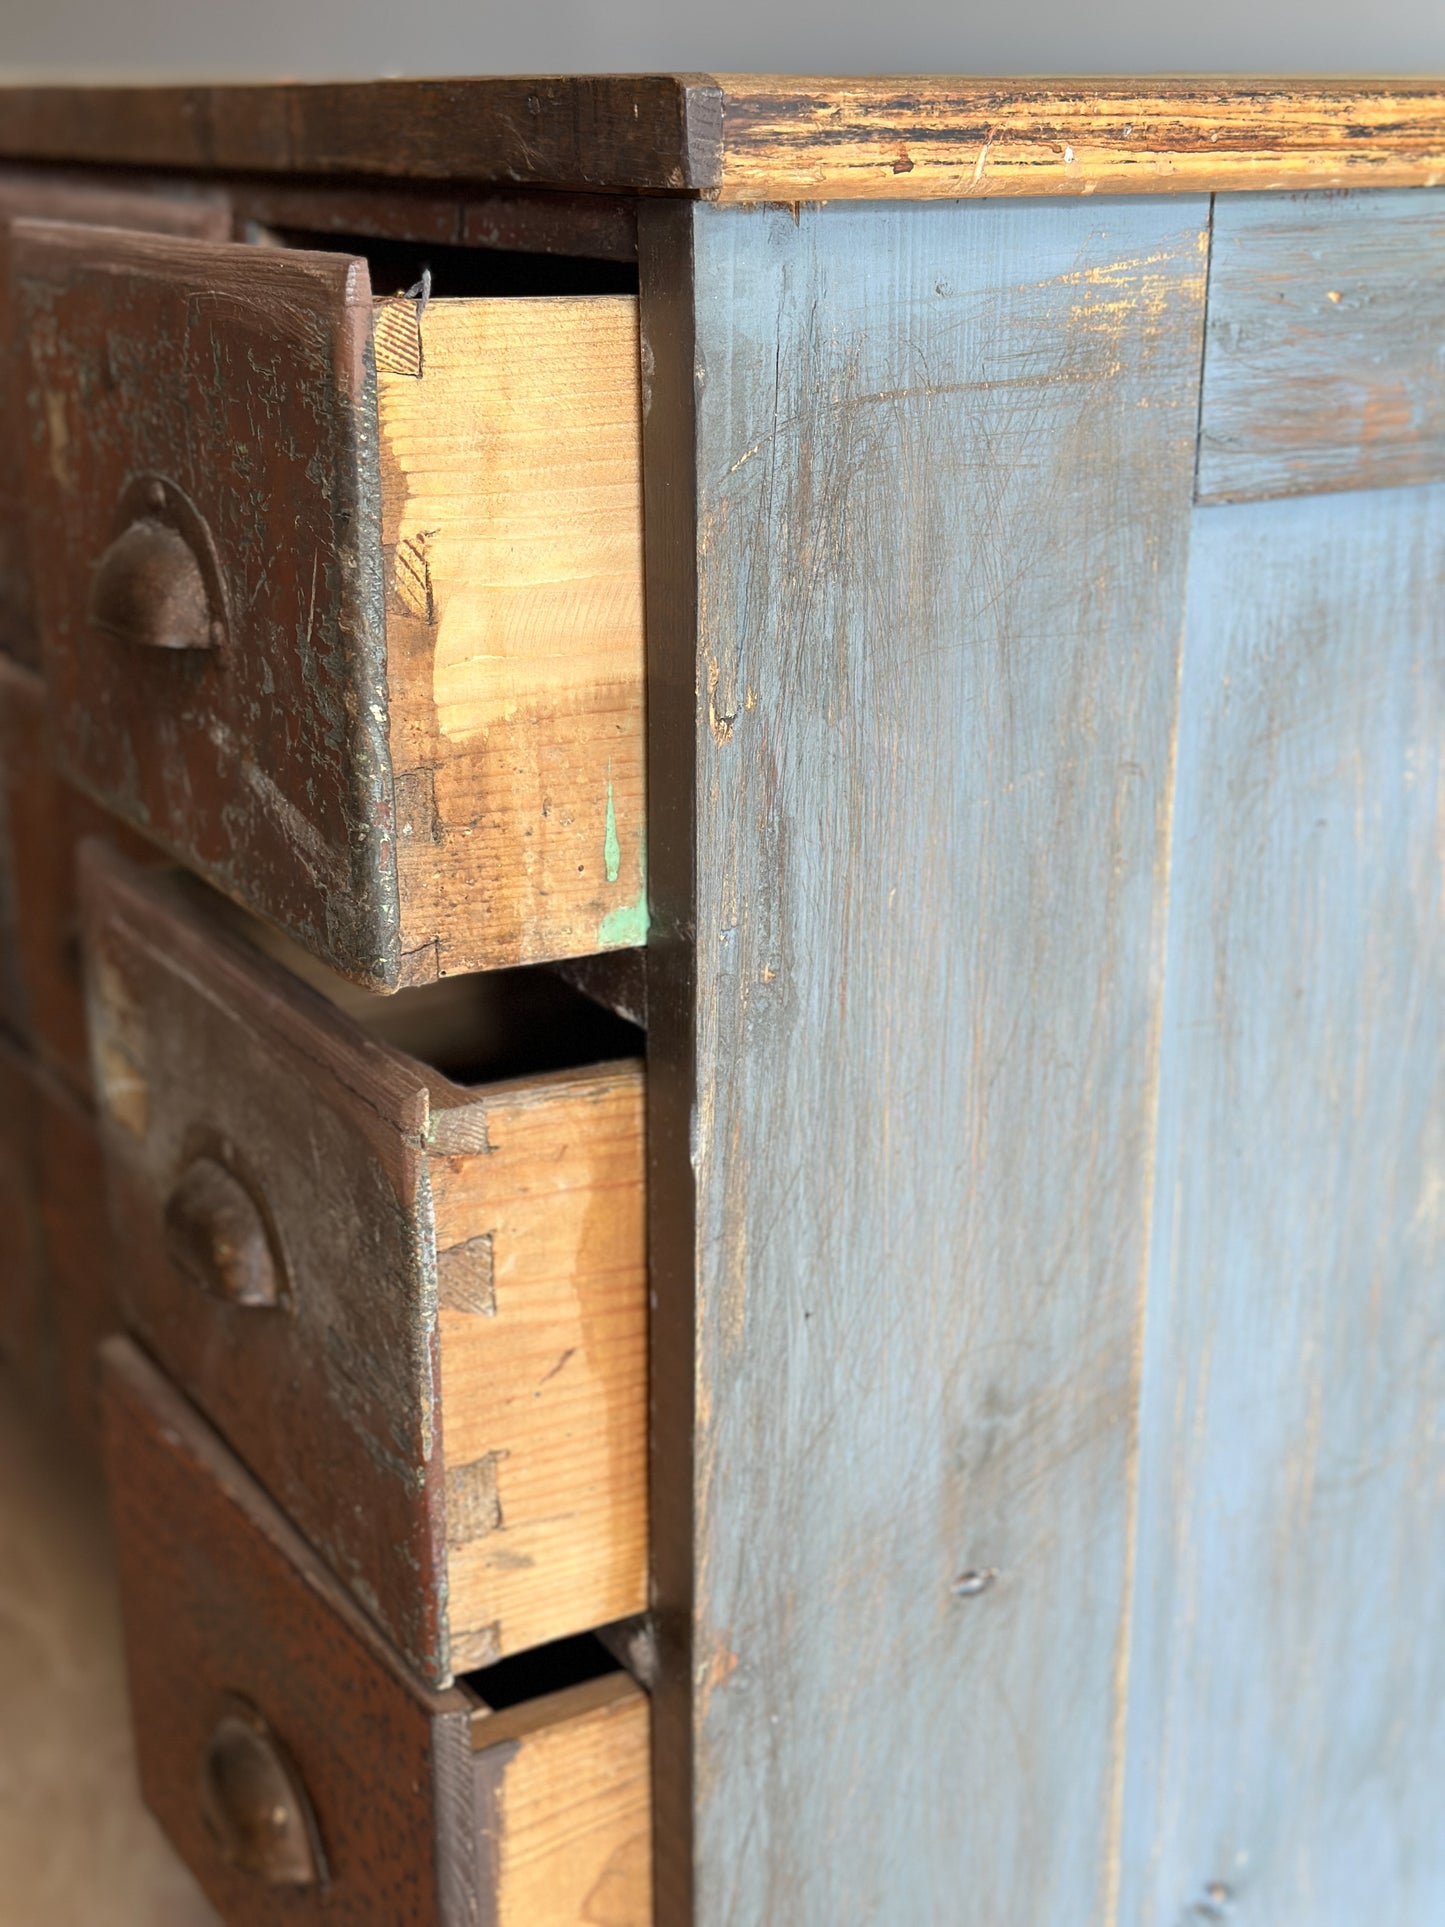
99;1335;483;1925
377;295;647;979
18;224;646;986
653;197;1208;1922
0;655;159;1095
472;1674;652;1925
1119;487;1445;1922
0;168;230;667
1197;186;1445;502
0;77;1443;201
431;1066;648;1671
82;849;647;1685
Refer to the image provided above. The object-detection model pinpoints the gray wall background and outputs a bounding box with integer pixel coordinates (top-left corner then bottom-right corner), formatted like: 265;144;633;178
1;0;1442;82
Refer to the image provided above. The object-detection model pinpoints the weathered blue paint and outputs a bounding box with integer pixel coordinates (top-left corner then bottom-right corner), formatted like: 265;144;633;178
685;195;1210;1925
1197;187;1445;505
1121;484;1445;1923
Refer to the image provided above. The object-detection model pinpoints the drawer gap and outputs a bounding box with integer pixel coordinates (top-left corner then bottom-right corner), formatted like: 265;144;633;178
467;1627;623;1711
194;877;643;1083
263;226;637;299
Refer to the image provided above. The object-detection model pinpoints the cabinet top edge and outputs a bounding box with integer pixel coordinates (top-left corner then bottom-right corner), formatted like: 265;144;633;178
0;76;1442;201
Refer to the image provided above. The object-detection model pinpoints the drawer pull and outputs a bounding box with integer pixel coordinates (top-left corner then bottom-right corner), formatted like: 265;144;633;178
164;1156;279;1308
200;1699;326;1888
87;474;227;652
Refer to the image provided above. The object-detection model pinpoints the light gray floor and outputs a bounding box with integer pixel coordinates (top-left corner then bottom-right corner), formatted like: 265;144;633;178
0;1375;216;1927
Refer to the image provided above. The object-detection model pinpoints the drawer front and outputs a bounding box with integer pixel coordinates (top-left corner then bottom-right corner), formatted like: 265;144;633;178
17;221;645;987
37;1064;117;1443
103;1336;652;1926
17;222;392;978
0;654;158;1094
0;1033;46;1388
101;1335;481;1925
81;846;647;1685
0;171;230;667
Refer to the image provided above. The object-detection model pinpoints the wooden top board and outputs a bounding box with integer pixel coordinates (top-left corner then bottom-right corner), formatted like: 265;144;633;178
0;77;1439;201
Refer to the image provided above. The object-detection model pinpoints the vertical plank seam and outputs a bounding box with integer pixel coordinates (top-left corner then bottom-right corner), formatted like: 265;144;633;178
1102;213;1213;1925
1190;195;1219;506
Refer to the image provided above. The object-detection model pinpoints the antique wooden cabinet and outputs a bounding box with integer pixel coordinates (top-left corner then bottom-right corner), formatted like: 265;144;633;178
0;74;1443;1926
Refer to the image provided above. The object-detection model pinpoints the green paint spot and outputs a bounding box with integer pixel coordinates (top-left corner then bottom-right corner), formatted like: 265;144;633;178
603;775;621;884
599;890;649;947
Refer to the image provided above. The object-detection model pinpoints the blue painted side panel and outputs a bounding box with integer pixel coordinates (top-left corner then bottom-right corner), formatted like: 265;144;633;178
687;196;1209;1926
1197;187;1445;505
1121;485;1445;1924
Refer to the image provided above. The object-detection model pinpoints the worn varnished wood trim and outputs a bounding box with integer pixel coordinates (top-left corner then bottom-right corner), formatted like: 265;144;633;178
0;77;1442;201
710;77;1445;200
637;196;700;1927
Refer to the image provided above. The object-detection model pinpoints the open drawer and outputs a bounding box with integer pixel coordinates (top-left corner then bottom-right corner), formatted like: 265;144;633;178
16;220;645;986
102;1337;651;1926
80;845;647;1685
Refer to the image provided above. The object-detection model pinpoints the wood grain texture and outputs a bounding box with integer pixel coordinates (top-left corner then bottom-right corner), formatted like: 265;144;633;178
0;654;158;1094
1119;486;1445;1923
678;197;1208;1924
99;1336;482;1926
16;222;399;984
1197;187;1445;503
377;295;647;978
432;1066;648;1673
0;77;720;192
0;168;230;668
81;847;447;1674
0;78;1443;201
709;78;1445;201
81;849;646;1685
472;1675;652;1926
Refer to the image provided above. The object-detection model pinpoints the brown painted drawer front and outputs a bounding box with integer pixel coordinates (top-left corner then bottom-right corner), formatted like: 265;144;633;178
0;1034;46;1390
37;1063;116;1444
0;171;230;667
16;220;645;987
101;1337;652;1926
81;846;647;1685
0;654;158;1094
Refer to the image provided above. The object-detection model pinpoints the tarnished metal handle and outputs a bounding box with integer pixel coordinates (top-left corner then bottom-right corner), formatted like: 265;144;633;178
164;1156;280;1309
87;474;228;652
200;1698;326;1888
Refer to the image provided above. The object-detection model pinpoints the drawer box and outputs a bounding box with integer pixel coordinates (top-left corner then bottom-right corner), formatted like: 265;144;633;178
81;846;647;1684
16;221;645;988
0;654;159;1094
102;1337;652;1926
0;171;230;667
